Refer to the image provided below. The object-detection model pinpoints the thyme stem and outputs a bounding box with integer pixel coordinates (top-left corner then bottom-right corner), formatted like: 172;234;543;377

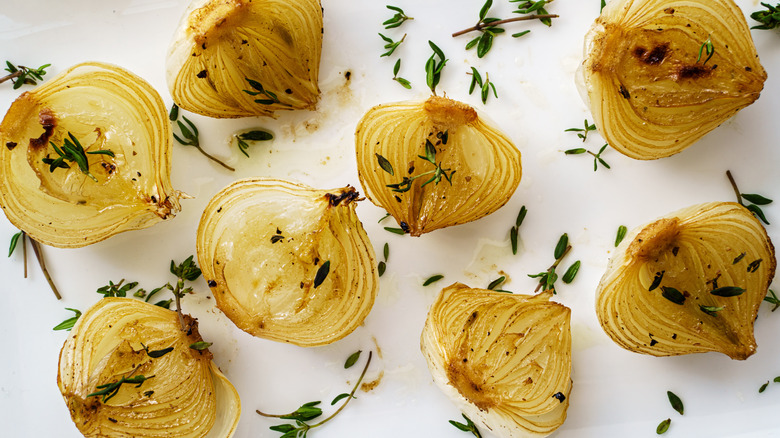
452;14;559;37
174;283;185;331
534;244;571;292
29;238;62;300
0;71;23;85
310;351;372;428
726;170;743;206
196;146;235;172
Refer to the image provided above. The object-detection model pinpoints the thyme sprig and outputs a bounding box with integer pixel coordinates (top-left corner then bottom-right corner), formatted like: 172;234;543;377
258;351;373;438
751;3;780;29
392;59;412;89
87;371;155;403
379;33;406;57
468;67;498;104
383;5;413;29
453;0;558;58
1;61;50;89
510;206;527;255
234;130;273;158
697;36;715;65
565;144;611;171
9;230;61;299
449;414;483;437
168;256;202;329
53;308;82;331
170;105;235;171
565;119;597;142
379;137;455;193
42;132;114;182
726;170;773;225
529;233;579;293
425;41;447;95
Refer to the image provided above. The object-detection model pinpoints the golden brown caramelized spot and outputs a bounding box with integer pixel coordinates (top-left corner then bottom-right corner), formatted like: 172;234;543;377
424;96;478;131
182;314;214;360
628;218;681;261
189;0;247;47
634;43;669;65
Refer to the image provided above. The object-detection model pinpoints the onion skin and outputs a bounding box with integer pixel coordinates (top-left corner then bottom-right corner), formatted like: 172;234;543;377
57;298;241;437
355;96;522;236
197;178;378;347
0;62;181;248
166;0;322;118
579;0;766;159
596;202;776;360
421;284;571;438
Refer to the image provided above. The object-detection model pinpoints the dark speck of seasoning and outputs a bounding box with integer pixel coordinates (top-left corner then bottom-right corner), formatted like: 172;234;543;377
619;85;630;99
552;392;566;403
634;43;669;65
285;89;292;94
207;280;217;287
672;333;677;339
5;142;17;151
197;70;208;78
395;195;402;203
462;358;468;363
650;339;658;346
664;7;675;14
216;207;222;213
201;43;207;50
345;71;351;80
400;221;410;233
672;246;680;256
745;66;752;72
241;39;248;44
108;418;118;423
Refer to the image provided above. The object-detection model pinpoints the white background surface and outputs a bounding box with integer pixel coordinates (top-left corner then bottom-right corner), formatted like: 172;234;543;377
1;0;780;436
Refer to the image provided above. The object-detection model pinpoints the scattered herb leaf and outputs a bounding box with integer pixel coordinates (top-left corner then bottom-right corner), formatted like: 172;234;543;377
667;391;684;415
449;413;483;437
53;308;82;331
344;350;362;369
615;225;627;247
314;260;331;288
423;274;444;286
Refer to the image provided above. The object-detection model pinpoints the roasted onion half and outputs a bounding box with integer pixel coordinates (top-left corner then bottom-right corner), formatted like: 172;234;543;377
58;298;241;437
166;0;323;118
579;0;766;159
355;96;522;236
0;62;181;248
197;178;378;346
597;202;776;360
421;283;571;438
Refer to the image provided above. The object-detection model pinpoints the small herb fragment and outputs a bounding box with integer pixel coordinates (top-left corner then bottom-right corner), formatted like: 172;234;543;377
649;271;665;291
764;289;780;312
53;308;82;331
243;78;291;107
449;414;483;437
344;350;361;369
564;144;611;171
313;260;330;289
42;132;114;182
234;130;273;158
383;5;413;29
384;226;405;235
760;381;770;393
423;274;444;286
425;41;447;95
143;344;174;358
660;286;686;305
8;231;22;257
562;261;580;284
88;374;155;403
385;138;455;193
468;67;498;104
656;418;671;434
615;225;627;247
2;61;50;89
392;59;412;89
529;233;574;294
189;341;213;351
667;391;684;415
379;33;406;57
487;276;506;290
700;305;725;317
697;36;715;65
710;286;745;297
565;119;597;142
510;206;527;255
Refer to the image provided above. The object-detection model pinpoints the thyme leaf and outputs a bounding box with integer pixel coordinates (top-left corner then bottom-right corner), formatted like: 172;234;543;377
344;350;361;369
667;391;684;415
8;231;22;257
660;286;686;305
656;418;671;434
313;260;330;289
565;119;597;142
615;225;627;247
468;67;498;104
423;274;444;286
53;308;82;331
87;374;155;403
764;289;780;311
189;341;213;351
564;144;611;171
392;59;412;89
449;414;483;437
379;33;406;57
235;130;273;158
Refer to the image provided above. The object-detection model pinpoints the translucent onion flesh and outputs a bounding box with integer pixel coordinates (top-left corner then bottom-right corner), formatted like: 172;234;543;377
197;178;378;347
57;298;241;437
579;0;766;159
355;96;522;236
421;283;571;438
166;0;322;118
597;202;776;360
0;62;181;248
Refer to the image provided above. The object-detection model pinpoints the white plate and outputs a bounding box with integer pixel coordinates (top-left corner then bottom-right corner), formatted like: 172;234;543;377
1;0;779;437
